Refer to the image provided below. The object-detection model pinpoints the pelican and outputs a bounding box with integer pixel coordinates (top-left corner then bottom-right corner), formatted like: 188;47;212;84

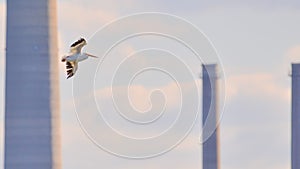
61;38;98;79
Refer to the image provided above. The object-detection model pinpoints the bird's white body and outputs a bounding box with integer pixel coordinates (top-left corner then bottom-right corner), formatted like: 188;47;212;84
63;53;88;62
61;38;98;79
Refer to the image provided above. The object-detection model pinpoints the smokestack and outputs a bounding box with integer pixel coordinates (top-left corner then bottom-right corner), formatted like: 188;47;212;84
4;0;61;169
292;63;300;169
202;64;220;169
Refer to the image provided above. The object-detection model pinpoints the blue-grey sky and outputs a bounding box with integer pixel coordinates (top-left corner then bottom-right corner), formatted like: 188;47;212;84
1;0;300;169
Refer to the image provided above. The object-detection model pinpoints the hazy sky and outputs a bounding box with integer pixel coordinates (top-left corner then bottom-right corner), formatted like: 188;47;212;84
1;0;300;169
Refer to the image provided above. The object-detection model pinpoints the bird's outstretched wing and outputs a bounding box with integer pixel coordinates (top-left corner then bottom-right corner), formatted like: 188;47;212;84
69;38;87;54
66;61;78;79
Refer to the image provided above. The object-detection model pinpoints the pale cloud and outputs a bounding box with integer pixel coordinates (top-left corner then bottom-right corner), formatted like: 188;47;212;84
0;2;5;168
60;108;200;159
226;73;290;102
0;2;6;68
95;79;202;111
221;72;291;169
0;119;2;136
64;0;139;13
58;31;66;56
78;78;203;143
58;1;118;33
221;122;290;169
174;132;201;152
60;115;201;169
95;83;181;111
0;55;3;69
57;32;69;77
286;45;300;63
0;2;5;49
61;121;87;146
220;125;240;145
121;44;136;57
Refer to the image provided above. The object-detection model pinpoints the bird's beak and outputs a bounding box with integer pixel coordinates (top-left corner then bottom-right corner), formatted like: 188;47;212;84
86;53;98;58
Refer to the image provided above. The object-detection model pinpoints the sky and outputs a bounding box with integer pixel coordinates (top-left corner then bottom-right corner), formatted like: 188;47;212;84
1;0;300;169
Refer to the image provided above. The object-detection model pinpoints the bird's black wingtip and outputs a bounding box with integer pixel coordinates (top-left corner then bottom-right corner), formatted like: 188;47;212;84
70;38;86;47
67;74;74;79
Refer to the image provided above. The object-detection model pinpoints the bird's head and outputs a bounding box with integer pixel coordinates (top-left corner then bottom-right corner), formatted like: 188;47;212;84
81;38;87;45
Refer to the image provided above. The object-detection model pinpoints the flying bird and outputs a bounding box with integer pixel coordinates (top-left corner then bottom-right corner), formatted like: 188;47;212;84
61;38;98;79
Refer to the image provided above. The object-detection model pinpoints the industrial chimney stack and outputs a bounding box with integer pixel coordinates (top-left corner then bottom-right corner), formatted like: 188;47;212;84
292;63;300;169
202;64;220;169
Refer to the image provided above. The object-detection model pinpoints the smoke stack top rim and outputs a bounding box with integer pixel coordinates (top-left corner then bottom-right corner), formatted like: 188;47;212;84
292;63;300;76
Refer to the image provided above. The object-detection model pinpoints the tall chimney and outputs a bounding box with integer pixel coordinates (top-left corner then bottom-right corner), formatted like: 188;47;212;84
5;0;61;169
202;64;220;169
292;63;300;169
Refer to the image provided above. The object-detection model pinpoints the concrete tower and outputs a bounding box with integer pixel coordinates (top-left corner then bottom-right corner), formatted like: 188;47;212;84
202;64;220;169
5;0;61;169
292;63;300;169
